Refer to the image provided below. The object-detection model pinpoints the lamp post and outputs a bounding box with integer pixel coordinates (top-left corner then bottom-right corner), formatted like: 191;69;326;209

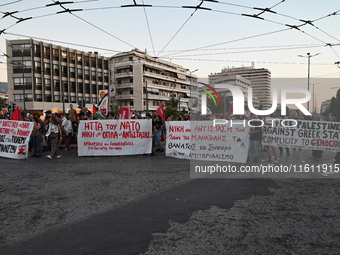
187;69;198;111
298;53;320;112
312;82;319;114
314;93;320;114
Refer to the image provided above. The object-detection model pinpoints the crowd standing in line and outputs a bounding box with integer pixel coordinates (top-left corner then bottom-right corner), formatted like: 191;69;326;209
7;103;338;164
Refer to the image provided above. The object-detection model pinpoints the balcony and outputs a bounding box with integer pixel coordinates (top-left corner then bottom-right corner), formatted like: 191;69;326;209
115;94;133;99
116;83;133;88
142;94;169;100
115;72;133;77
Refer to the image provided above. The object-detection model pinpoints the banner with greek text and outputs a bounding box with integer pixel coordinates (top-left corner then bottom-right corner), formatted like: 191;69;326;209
0;120;33;159
166;121;250;163
262;119;340;151
78;119;152;156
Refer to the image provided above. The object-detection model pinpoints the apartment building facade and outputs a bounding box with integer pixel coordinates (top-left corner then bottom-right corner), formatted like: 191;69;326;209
209;66;271;109
6;39;109;114
110;49;199;112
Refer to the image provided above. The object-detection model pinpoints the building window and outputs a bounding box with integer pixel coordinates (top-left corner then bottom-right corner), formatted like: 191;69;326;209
85;56;89;66
34;61;41;73
70;67;75;78
45;95;51;102
78;83;83;93
14;94;32;102
91;57;96;68
92;97;97;104
71;82;76;93
77;54;82;64
85;83;90;94
85;69;90;80
35;77;42;90
62;66;68;77
44;63;51;75
63;81;68;92
98;72;102;81
53;49;59;61
45;79;51;91
104;73;108;83
91;71;96;80
98;59;102;69
61;51;67;62
34;45;40;57
78;69;83;79
12;44;31;57
36;94;42;102
53;64;59;76
13;60;31;73
54;95;60;102
70;52;75;64
92;85;97;95
104;60;108;70
85;97;90;103
64;96;69;103
71;96;76;103
54;80;60;91
13;78;31;89
44;47;50;59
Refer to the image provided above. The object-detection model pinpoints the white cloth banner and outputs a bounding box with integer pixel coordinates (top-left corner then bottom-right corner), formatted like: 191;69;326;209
78;119;152;156
0;120;33;159
166;121;250;163
262;119;340;151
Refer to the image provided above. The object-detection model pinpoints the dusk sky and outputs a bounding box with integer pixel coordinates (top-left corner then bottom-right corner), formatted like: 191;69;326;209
0;0;339;107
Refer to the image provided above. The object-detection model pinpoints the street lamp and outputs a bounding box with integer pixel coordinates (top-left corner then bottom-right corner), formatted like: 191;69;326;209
314;93;320;114
312;82;319;114
187;69;198;111
298;52;320;112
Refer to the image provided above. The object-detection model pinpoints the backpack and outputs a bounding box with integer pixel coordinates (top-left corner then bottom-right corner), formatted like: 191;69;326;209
39;119;45;135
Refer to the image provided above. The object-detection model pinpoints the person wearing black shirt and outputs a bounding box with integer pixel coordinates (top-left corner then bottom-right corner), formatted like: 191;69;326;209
154;115;164;152
247;115;262;163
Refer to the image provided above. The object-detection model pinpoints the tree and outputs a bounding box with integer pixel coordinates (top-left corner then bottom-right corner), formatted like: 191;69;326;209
164;106;179;119
165;91;179;108
0;97;5;108
114;102;121;117
206;93;230;115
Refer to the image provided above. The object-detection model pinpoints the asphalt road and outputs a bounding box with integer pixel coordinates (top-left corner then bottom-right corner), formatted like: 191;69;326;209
0;148;339;254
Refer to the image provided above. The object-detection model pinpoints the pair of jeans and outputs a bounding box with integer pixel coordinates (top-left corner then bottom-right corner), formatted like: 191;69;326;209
33;135;42;154
248;139;260;158
155;130;163;150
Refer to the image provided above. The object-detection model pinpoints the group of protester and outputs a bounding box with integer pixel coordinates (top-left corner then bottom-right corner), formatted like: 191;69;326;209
11;104;339;163
247;114;340;164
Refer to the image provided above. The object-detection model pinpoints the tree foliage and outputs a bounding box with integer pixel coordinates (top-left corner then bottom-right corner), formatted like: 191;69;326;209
165;92;179;109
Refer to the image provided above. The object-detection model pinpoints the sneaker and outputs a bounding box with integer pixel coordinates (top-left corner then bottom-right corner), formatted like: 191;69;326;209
46;155;52;159
37;154;41;157
160;149;164;152
57;155;62;159
246;157;250;163
268;157;271;162
31;154;37;157
254;157;258;163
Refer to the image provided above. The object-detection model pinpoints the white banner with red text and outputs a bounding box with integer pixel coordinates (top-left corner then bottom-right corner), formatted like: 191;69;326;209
166;121;250;163
78;119;152;156
262;119;340;151
0;120;33;159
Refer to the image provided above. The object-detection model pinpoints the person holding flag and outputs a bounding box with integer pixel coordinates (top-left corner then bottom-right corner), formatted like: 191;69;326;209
93;104;105;120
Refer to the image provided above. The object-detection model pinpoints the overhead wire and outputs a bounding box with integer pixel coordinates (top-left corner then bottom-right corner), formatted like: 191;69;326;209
141;0;156;56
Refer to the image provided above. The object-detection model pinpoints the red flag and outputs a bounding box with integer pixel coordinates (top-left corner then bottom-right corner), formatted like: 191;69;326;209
157;104;165;123
228;105;233;115
119;107;130;119
10;106;22;121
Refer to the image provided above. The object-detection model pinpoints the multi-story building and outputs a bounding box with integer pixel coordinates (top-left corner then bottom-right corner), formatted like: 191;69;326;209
110;49;199;112
6;39;109;114
209;66;271;109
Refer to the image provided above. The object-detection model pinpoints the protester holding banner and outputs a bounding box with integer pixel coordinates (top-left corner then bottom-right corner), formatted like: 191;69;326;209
263;115;278;162
46;116;62;159
146;113;155;155
31;117;43;157
247;115;262;163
